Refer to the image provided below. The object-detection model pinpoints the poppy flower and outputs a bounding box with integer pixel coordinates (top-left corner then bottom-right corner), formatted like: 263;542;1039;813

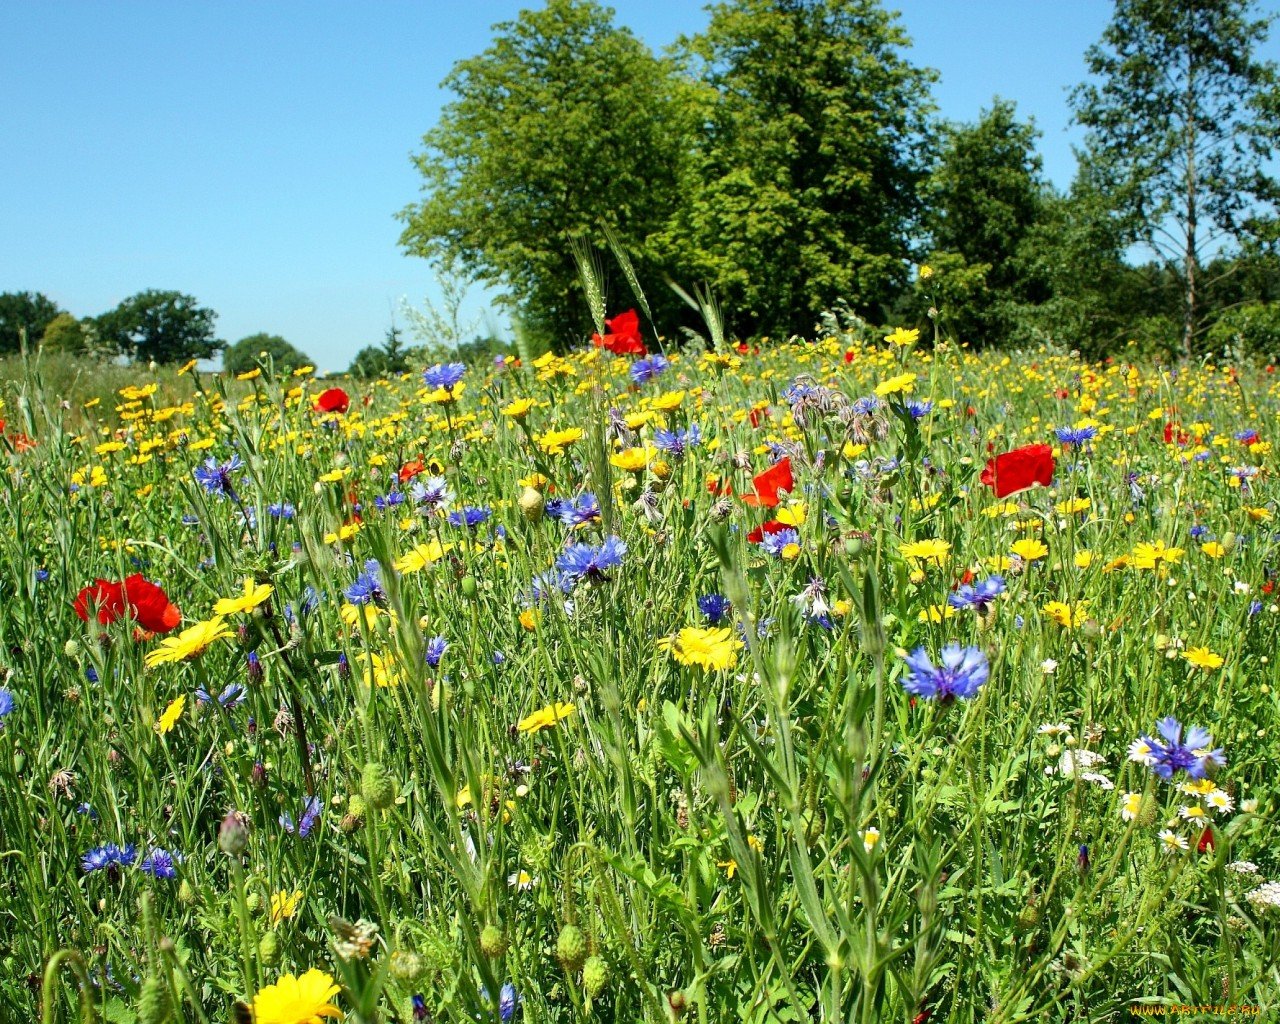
741;458;794;508
591;309;646;356
74;574;181;634
1196;826;1215;854
399;458;426;483
314;388;351;414
747;520;791;544
748;407;769;428
979;445;1054;498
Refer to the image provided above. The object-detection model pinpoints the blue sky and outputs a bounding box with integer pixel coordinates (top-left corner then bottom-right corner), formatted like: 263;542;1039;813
2;0;1265;371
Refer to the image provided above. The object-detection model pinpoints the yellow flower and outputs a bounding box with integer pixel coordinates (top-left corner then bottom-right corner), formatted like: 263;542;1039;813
875;372;917;397
323;522;362;544
213;578;274;616
177;359;198;376
650;390;686;411
145;617;233;667
659;627;743;671
535;427;584;455
236;368;262;381
362;653;401;688
1055;496;1091;515
517;701;576;734
1074;550;1093;569
1011;538;1048;562
155;694;186;735
518;608;541;631
1200;541;1226;558
610;446;657;472
394;540;453;573
318;469;347;484
270;889;305;925
899;538;950;566
252;968;342;1024
94;440;126;456
502;397;536;420
1244;506;1273;522
918;264;934;281
518;472;550;490
1183;647;1224;670
1120;792;1142;822
1043;600;1089;629
774;502;806;526
1130;540;1184;570
883;327;919;347
917;604;955;623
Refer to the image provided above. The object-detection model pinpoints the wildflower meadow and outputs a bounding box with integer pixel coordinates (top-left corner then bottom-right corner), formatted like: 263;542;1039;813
3;311;1280;1023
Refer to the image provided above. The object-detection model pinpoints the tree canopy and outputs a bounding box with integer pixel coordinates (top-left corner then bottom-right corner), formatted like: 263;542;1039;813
0;291;62;354
223;333;312;376
95;290;223;365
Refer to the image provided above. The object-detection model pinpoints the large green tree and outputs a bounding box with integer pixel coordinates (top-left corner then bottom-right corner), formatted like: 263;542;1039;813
223;332;312;376
0;291;62;353
1071;0;1280;354
657;0;936;339
95;290;223;365
398;0;691;349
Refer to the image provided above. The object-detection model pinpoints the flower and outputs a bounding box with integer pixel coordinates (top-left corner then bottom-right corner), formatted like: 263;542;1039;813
139;847;179;879
345;561;386;605
423;362;466;393
281;796;323;838
74;574;182;634
271;889;305;924
1120;792;1142;821
1011;538;1048;562
629;354;670;384
1134;717;1225;781
740;458;794;508
313;388;350;414
535;427;584;455
899;644;989;702
592;309;646;356
394;540;452;573
948;575;1005;612
659;627;743;671
874;372;917;397
425;635;449;669
0;687;13;726
1054;425;1097;445
252;968;342;1024
193;454;244;497
653;424;702;458
883;327;919;347
155;694;186;735
1158;829;1188;852
517;701;576;734
1183;646;1224;670
144;617;234;667
698;593;732;624
1043;600;1088;629
556;536;627;582
213;578;273;616
980;444;1055;498
899;538;950;566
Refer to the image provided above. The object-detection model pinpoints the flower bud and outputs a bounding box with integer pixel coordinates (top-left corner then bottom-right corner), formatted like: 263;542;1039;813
218;811;249;855
518;486;545;522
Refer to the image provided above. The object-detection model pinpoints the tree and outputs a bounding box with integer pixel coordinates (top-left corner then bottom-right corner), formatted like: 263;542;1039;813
95;290;223;364
1071;0;1280;354
347;325;413;380
398;0;692;350
918;100;1050;346
0;291;62;353
39;312;92;354
223;333;312;376
656;0;936;339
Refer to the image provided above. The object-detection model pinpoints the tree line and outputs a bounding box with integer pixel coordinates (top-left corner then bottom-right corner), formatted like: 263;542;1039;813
399;0;1280;359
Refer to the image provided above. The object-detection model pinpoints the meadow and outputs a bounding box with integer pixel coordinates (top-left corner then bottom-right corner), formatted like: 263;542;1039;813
1;314;1279;1023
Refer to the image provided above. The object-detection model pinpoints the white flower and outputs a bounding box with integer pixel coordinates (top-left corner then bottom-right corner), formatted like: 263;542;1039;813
507;870;538;890
1246;881;1280;911
1080;771;1114;790
1234;580;1251;594
1052;748;1105;778
1128;738;1156;765
1038;721;1071;735
1227;860;1259;875
1120;792;1142;821
1178;805;1208;822
1040;659;1058;675
1206;790;1235;815
860;826;881;854
1158;829;1188;852
1241;798;1259;813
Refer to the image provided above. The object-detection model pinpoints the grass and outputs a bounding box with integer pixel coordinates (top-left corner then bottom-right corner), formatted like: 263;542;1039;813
0;326;1278;1023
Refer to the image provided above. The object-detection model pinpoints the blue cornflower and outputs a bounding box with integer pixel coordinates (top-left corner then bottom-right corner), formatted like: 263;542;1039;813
423;362;466;392
548;493;601;528
1250;600;1263;616
82;843;137;874
85;666;99;683
181;513;200;526
1133;717;1225;781
1055;425;1098;445
374;489;407;512
1190;524;1209;540
654;424;702;459
948;575;1006;613
557;536;627;582
448;506;492;529
0;687;12;725
698;593;732;624
267;501;296;519
761;528;801;558
345;560;385;605
492;650;507;666
138;847;179;879
193;454;244;497
280;796;323;838
76;802;97;819
906;400;933;420
412;994;428;1020
410;475;453;509
425;635;449;669
630;355;670;385
196;682;246;709
524;570;575;604
852;395;881;415
35;568;49;583
900;645;990;702
499;983;519;1022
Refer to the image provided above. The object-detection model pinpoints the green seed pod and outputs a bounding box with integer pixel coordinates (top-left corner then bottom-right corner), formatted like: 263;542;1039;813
361;762;396;810
556;924;587;973
1014;899;1040;932
136;976;171;1024
480;924;509;959
258;930;281;967
245;890;263;915
582;954;609;998
64;639;82;658
1221;531;1238;552
460;575;479;600
844;537;863;558
177;880;196;906
1136;793;1160;828
389;949;426;983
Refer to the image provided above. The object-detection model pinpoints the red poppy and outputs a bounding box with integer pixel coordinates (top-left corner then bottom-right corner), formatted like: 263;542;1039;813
1196;826;1215;854
748;407;769;429
74;574;181;634
1163;422;1190;446
707;477;734;497
590;309;647;356
843;349;856;365
741;458;794;508
314;387;351;414
979;444;1054;498
747;520;791;544
399;458;426;483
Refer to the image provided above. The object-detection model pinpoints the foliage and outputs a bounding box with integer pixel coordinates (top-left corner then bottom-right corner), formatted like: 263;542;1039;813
1206;301;1280;360
39;312;94;355
94;289;223;365
223;333;312;376
656;0;936;340
1071;0;1280;353
398;0;690;350
0;291;62;354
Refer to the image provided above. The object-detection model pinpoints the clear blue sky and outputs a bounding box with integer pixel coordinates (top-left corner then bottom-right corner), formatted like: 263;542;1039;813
2;0;1272;371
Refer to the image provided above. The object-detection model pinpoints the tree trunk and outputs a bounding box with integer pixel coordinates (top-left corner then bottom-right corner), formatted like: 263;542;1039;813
1182;42;1198;358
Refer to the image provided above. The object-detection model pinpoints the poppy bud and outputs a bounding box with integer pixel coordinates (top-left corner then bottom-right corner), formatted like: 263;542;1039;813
460;576;479;600
258;931;281;966
518;486;545;522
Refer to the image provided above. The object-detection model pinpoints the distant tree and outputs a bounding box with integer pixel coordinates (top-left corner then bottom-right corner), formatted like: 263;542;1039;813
917;99;1051;346
223;333;312;376
379;324;410;375
347;345;391;380
0;291;62;353
656;0;937;339
95;290;223;364
399;0;691;350
1071;0;1280;354
39;312;92;354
